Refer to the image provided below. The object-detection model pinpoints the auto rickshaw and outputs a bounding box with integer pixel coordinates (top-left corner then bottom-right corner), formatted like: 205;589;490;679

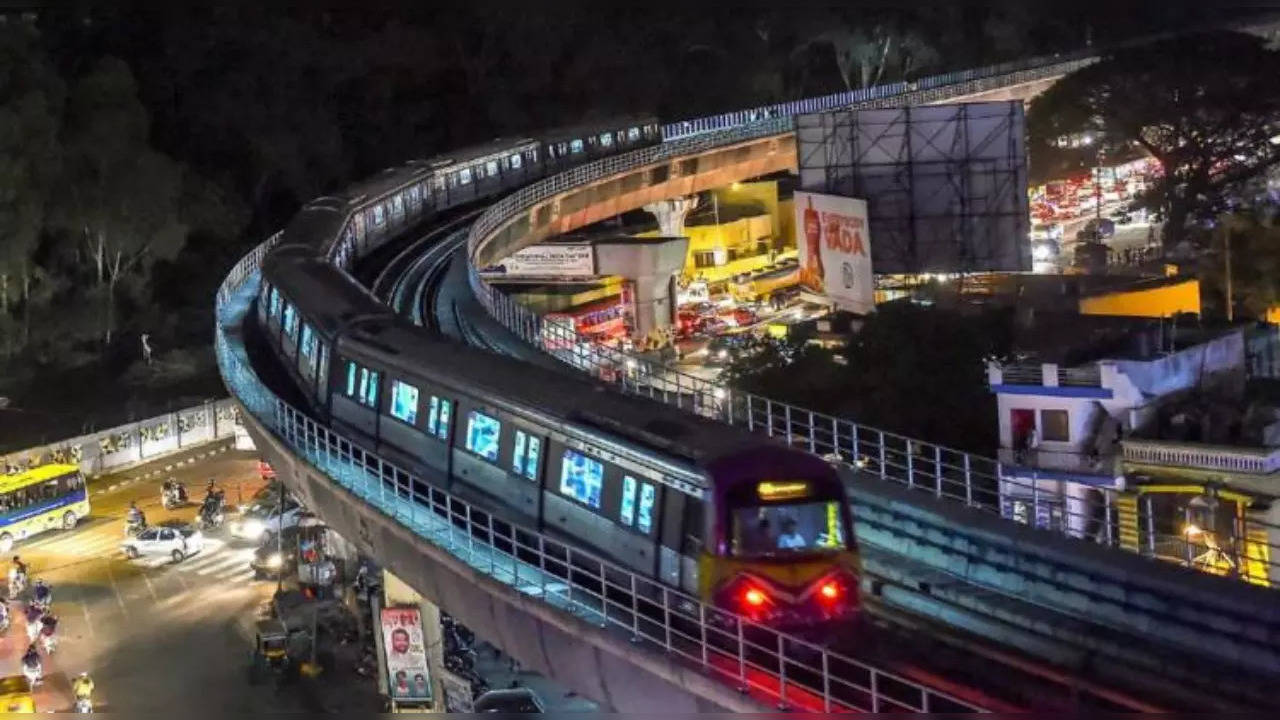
249;619;291;684
0;675;35;713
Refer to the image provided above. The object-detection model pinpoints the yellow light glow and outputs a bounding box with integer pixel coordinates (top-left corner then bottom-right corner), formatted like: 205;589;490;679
757;481;810;501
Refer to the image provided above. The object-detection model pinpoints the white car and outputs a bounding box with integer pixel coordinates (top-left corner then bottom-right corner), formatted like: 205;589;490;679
229;497;305;541
122;524;204;562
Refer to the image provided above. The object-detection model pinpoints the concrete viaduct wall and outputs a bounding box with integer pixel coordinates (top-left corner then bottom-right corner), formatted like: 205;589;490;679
240;407;771;713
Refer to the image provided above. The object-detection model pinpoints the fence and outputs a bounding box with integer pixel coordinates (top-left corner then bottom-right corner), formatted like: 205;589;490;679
215;240;983;714
1;398;242;479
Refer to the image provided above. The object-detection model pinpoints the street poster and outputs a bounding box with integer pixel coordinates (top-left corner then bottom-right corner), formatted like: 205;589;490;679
380;606;433;704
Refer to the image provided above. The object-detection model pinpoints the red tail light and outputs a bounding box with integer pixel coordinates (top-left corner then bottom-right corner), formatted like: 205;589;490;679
818;581;840;601
742;586;768;607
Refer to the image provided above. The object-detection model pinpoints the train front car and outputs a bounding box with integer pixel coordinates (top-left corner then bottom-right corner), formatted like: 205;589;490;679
701;446;859;631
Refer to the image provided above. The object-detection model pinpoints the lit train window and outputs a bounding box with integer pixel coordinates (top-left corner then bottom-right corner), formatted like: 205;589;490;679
637;482;656;534
465;411;500;462
569;139;584;154
390;380;419;425
599;133;612;147
559;450;602;509
344;362;379;408
432;176;445;193
529;147;537;163
628;127;640;142
458;168;472;185
372;204;385;226
269;288;281;319
512;431;540;480
426;396;451;440
485;160;499;176
282;304;298;338
299;324;315;358
408;185;420;203
509;153;521;170
393;194;404;216
619;476;637;526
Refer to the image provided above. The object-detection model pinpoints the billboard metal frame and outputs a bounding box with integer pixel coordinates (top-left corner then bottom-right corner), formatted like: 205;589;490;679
797;102;1031;275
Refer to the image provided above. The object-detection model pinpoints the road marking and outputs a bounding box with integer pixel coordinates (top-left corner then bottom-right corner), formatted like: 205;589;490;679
101;559;128;617
139;569;160;603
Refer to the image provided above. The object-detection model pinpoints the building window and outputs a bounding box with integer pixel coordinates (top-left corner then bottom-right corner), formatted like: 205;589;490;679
512;430;541;480
426;396;451;440
637;482;656;533
560;450;603;509
693;250;718;269
390;380;419;425
344;362;379;408
1040;409;1069;442
620;475;637;526
465;411;501;462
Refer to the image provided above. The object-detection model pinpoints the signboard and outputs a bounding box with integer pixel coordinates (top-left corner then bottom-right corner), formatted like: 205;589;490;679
492;244;595;277
441;670;475;712
380;606;432;703
793;191;875;314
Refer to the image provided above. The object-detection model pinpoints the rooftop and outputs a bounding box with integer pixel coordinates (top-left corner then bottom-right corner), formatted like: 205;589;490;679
1003;311;1238;367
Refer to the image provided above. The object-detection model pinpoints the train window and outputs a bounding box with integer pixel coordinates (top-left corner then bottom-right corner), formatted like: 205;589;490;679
569;139;584;154
282;303;298;339
599;133;613;147
547;145;558;159
619;476;637;526
529;147;537;163
559;450;602;509
628;127;640;142
464;411;500;462
731;501;844;556
393;194;404;216
511;431;540;480
637;483;656;534
458;168;472;185
269;288;281;319
344;362;379;408
509;153;522;170
390;380;419;425
408;184;420;203
432;176;445;193
426;396;451;440
485;160;499;176
299;324;316;359
558;142;568;156
372;204;385;226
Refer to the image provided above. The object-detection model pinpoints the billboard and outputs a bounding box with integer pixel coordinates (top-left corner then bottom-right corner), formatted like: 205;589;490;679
490;243;595;277
793;191;875;314
381;606;432;704
797;101;1031;274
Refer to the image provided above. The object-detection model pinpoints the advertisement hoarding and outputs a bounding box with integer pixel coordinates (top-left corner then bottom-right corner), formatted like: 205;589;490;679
380;606;432;704
793;191;875;314
492;244;595;277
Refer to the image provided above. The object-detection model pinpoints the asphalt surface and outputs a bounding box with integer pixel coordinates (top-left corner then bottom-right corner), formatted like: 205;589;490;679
0;446;295;713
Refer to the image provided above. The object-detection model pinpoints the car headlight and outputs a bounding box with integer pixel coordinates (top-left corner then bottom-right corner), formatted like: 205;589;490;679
1033;245;1052;260
240;519;265;537
266;553;284;569
717;349;729;359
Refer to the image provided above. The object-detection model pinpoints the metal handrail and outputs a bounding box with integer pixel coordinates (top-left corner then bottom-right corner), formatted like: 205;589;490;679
213;240;983;714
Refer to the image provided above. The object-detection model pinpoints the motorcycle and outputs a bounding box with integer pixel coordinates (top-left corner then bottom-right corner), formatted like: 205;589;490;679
124;517;146;537
161;484;187;510
199;495;225;530
8;569;26;597
21;659;41;688
75;698;93;714
40;632;56;654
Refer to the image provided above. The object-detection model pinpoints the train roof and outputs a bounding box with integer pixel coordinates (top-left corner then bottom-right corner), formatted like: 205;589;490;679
337;319;764;480
279;198;352;252
539;114;660;143
342;165;428;207
262;249;393;338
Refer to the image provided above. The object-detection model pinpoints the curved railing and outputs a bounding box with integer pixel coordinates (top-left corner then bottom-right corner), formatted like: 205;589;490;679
466;54;1280;585
213;240;983;714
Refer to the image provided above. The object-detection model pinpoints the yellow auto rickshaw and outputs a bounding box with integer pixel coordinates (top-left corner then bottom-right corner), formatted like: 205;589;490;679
0;675;35;713
249;618;291;684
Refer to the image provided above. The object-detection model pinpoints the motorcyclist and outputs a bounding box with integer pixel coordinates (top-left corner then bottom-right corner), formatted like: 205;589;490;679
31;579;50;609
9;555;28;592
72;672;94;705
22;643;41;678
0;599;9;631
25;603;43;643
39;613;57;653
126;502;145;530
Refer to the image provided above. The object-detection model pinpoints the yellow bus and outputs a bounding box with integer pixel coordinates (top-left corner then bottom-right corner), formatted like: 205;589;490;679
0;675;34;713
0;464;90;552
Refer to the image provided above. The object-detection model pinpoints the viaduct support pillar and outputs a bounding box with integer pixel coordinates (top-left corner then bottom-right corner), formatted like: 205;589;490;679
596;237;690;344
643;195;699;238
382;570;449;713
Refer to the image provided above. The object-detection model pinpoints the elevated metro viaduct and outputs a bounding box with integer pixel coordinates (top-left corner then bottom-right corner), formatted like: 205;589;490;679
219;23;1280;712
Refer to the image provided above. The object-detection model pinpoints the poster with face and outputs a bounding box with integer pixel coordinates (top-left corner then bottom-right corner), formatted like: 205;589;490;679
380;607;432;703
794;191;874;314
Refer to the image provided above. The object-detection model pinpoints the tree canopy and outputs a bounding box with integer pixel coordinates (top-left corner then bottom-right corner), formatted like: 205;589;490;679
1027;31;1280;248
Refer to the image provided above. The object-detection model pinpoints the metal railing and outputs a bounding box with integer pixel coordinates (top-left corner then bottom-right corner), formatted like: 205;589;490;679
213;240;982;714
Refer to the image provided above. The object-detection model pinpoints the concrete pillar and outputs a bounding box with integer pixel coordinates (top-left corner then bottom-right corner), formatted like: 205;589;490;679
383;570;448;713
642;196;699;238
595;237;690;344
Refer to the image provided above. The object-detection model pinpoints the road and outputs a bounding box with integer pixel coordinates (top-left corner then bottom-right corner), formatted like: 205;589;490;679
0;446;300;713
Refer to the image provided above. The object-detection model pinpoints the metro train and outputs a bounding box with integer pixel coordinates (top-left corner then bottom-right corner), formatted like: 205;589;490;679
252;117;862;628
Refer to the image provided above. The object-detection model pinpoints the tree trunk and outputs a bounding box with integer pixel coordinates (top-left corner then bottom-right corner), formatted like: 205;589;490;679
105;250;123;347
1162;196;1189;250
21;267;30;349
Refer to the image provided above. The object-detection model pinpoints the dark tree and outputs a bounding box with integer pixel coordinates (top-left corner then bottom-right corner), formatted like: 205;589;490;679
1027;31;1280;249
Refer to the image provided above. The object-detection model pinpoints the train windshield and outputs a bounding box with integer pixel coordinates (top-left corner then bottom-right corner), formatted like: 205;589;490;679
731;502;845;556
